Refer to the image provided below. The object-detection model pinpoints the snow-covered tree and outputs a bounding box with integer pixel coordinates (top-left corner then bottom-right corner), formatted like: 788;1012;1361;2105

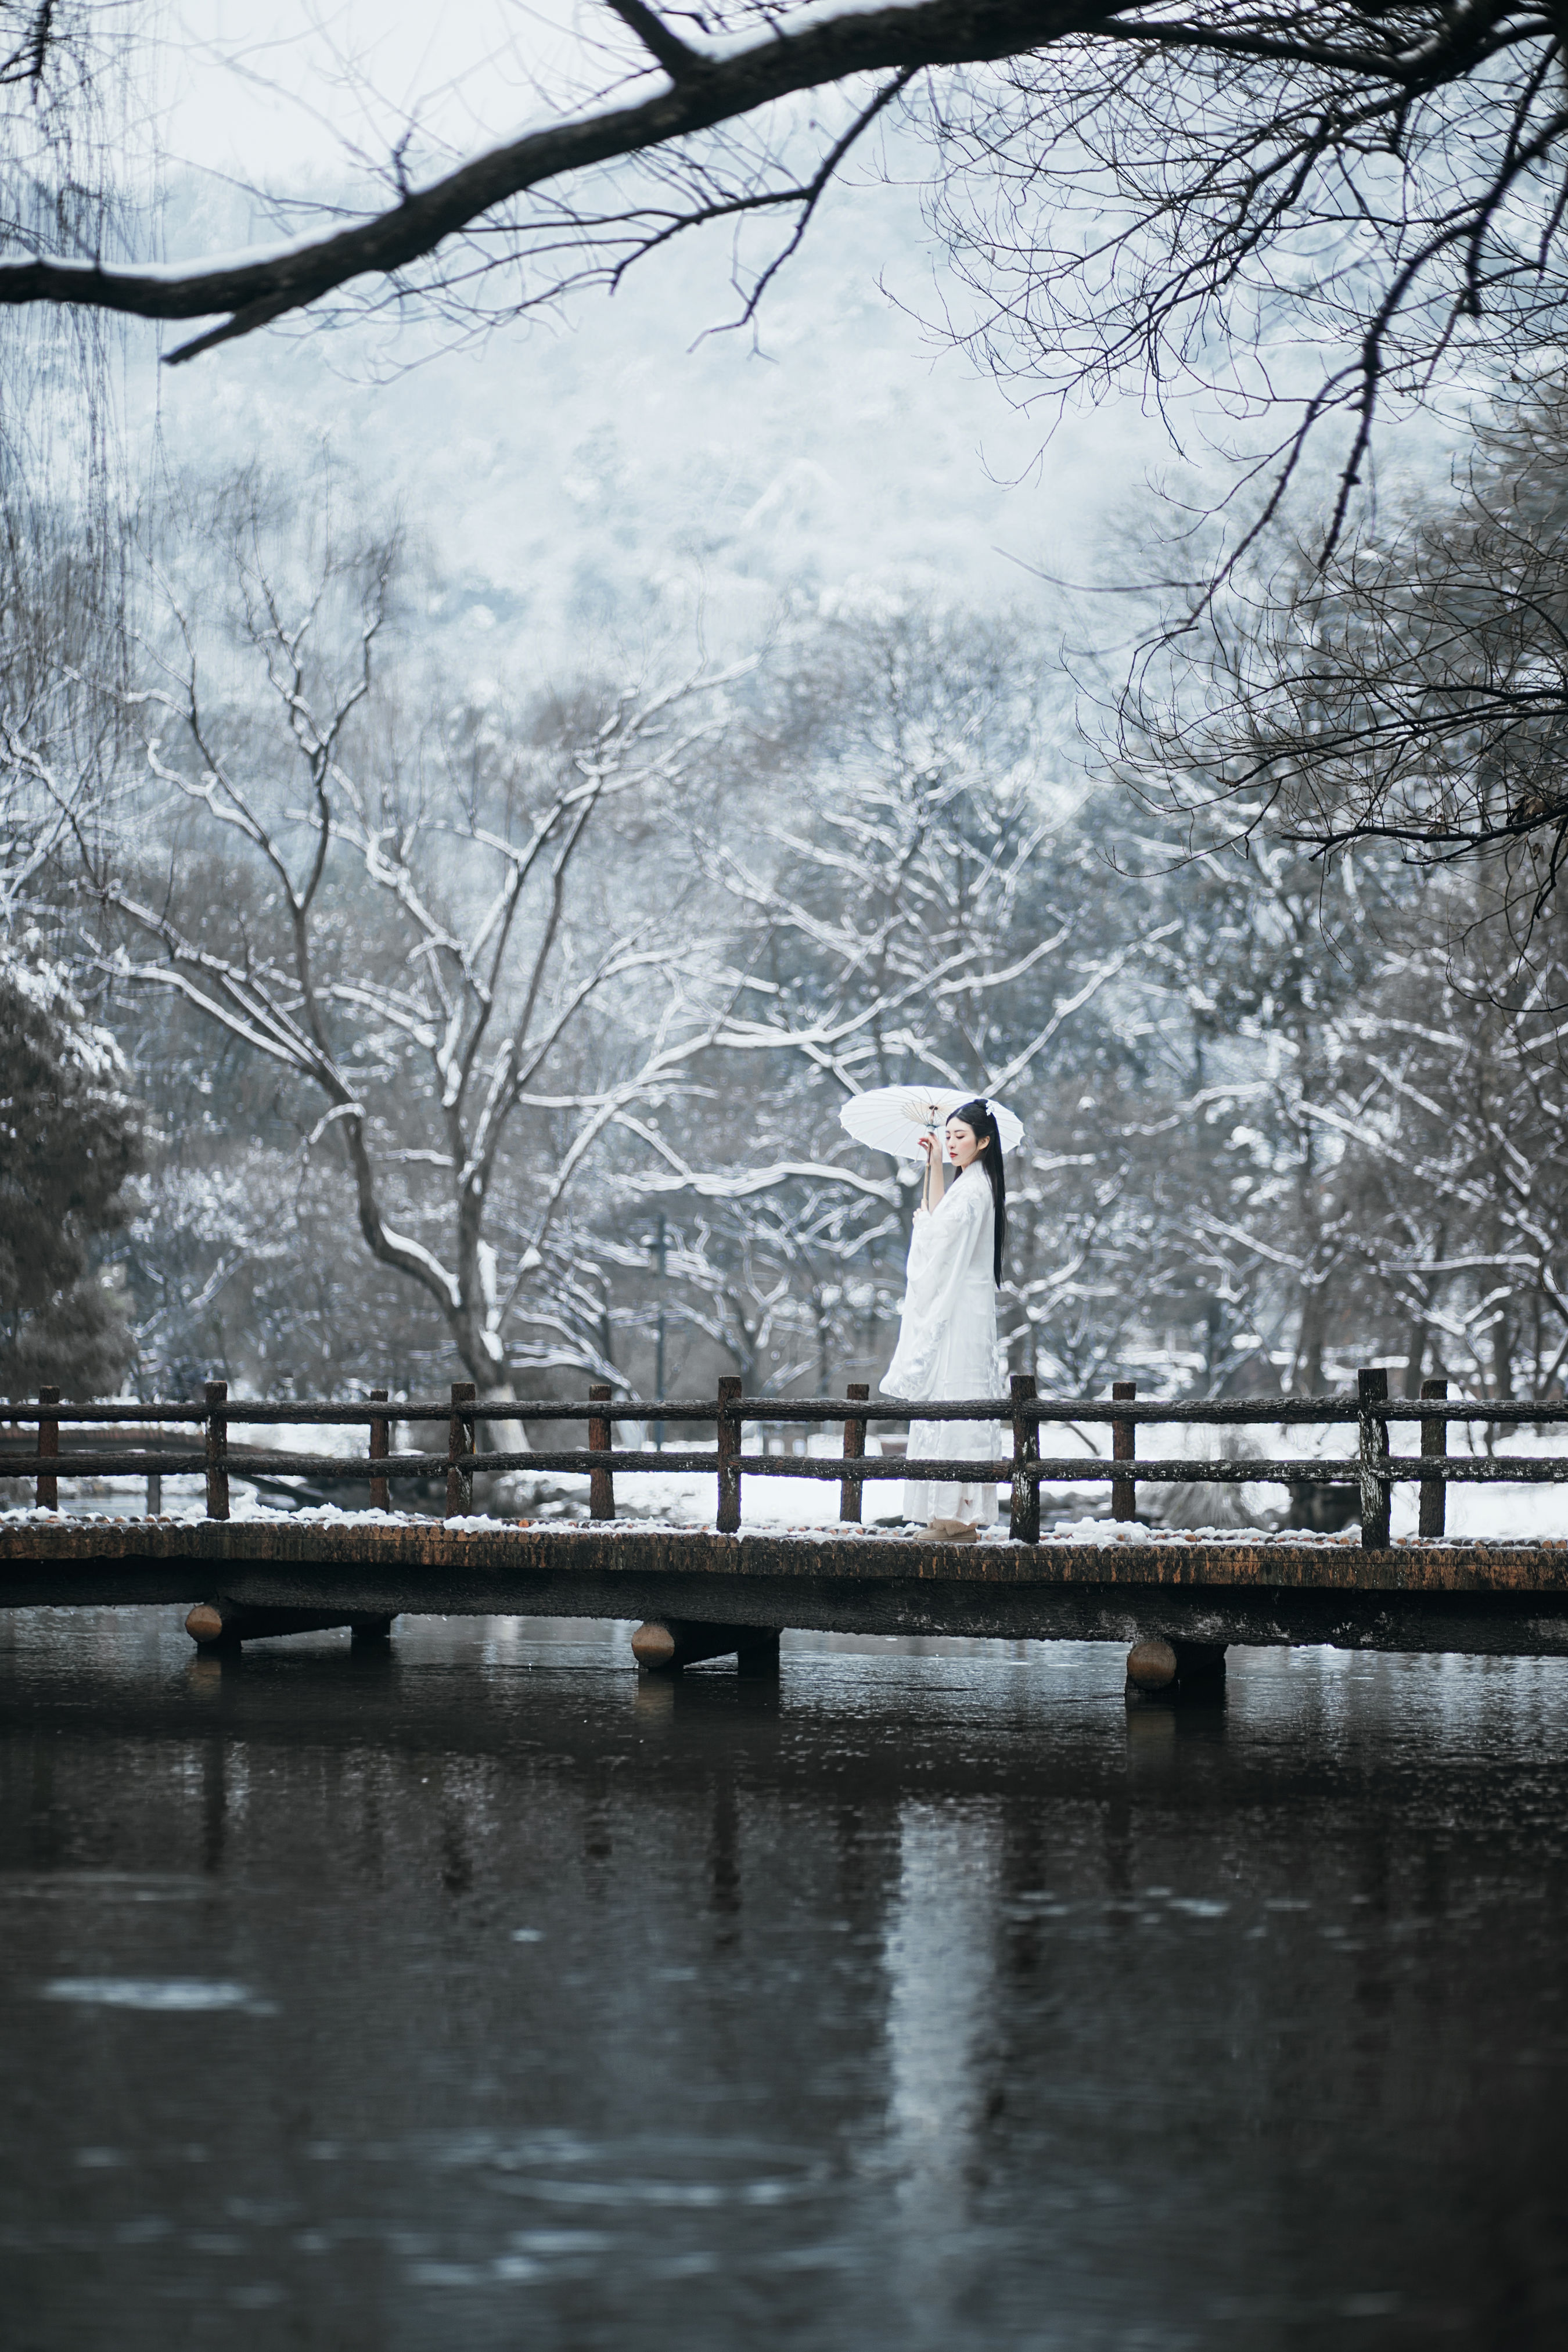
93;470;743;1398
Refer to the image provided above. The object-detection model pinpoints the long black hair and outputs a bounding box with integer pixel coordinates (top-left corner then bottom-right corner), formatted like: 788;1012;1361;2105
950;1098;1006;1286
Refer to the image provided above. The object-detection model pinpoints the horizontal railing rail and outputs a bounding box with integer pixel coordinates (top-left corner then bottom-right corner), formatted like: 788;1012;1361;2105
16;1393;1568;1425
5;1368;1565;1546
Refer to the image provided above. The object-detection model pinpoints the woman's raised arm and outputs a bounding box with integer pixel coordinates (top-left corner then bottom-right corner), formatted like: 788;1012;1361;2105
917;1131;945;1216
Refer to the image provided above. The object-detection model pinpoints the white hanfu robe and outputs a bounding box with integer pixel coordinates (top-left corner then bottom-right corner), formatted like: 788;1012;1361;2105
879;1161;1003;1525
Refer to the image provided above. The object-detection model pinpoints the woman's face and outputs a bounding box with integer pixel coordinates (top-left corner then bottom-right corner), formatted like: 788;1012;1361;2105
945;1116;985;1169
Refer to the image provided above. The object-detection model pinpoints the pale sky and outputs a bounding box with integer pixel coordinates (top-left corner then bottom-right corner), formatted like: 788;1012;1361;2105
165;1;674;184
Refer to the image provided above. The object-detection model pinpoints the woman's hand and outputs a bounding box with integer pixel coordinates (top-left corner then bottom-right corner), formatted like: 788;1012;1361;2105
916;1130;943;1214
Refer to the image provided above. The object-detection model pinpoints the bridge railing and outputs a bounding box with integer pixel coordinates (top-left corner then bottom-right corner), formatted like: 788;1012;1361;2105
7;1368;1568;1547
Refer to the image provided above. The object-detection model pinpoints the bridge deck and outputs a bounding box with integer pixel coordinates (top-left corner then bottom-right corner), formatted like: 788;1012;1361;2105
6;1515;1568;1655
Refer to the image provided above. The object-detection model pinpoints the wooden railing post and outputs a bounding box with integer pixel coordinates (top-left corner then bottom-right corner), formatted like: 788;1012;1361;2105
840;1382;869;1524
1358;1367;1390;1548
369;1388;390;1512
1419;1375;1448;1540
446;1380;476;1517
204;1379;229;1522
717;1375;743;1535
589;1383;616;1521
1112;1380;1137;1522
1009;1372;1040;1544
37;1386;59;1511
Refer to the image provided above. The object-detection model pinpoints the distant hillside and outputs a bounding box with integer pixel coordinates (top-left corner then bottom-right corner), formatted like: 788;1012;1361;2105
135;168;1163;679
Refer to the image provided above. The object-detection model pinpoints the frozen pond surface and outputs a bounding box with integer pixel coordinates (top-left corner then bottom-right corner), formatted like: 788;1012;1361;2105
2;1611;1566;2349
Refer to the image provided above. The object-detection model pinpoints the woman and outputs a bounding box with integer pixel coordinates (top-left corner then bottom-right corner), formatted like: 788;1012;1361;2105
880;1098;1007;1530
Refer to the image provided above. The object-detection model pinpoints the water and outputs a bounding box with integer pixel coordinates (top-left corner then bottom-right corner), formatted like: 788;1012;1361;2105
2;1612;1566;2350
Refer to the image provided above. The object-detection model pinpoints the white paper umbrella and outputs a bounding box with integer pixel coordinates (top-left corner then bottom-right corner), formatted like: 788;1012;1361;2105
839;1085;1025;1163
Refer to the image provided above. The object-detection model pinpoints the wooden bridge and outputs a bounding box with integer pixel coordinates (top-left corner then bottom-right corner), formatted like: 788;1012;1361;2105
5;1371;1568;1687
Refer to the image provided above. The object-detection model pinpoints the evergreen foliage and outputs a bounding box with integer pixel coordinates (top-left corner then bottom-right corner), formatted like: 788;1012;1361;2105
0;942;143;1398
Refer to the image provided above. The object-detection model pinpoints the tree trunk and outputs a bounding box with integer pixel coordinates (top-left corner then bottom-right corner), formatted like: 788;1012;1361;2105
1294;1281;1326;1396
1402;1319;1426;1400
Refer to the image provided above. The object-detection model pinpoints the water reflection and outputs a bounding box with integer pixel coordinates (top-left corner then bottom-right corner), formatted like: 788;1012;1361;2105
884;1806;1001;2284
1124;1686;1229;1787
1;1615;1566;2347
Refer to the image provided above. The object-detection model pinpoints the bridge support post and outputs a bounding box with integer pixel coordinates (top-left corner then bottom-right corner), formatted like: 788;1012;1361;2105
717;1376;742;1534
840;1383;868;1524
204;1380;229;1521
447;1381;476;1516
37;1387;59;1511
631;1619;780;1674
369;1389;390;1512
1358;1367;1391;1548
1112;1381;1137;1520
185;1601;397;1650
1126;1638;1227;1698
1009;1372;1039;1543
589;1383;615;1520
1420;1376;1448;1539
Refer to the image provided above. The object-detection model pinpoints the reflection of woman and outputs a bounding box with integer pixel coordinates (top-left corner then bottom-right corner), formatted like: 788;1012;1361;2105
880;1098;1007;1530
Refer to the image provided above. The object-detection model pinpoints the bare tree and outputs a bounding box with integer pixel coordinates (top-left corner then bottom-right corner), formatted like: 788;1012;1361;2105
3;5;1568;548
1316;882;1568;1403
1119;371;1568;945
89;478;739;1396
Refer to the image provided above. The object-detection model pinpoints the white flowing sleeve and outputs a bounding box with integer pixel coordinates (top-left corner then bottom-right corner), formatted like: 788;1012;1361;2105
879;1175;990;1401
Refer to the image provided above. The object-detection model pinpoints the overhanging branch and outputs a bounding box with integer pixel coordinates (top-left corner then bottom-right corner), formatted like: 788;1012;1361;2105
0;0;1509;361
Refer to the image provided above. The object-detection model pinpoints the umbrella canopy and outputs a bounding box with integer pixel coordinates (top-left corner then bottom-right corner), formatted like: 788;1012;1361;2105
839;1085;1025;1163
